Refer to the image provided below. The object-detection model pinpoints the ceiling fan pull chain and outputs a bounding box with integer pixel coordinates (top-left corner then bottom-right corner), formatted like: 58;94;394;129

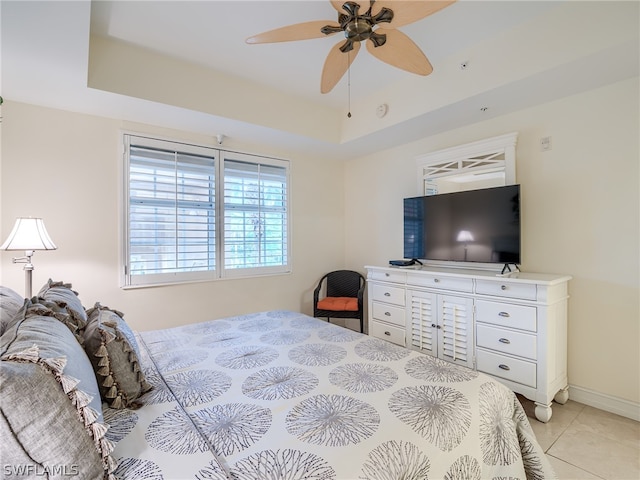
347;51;352;118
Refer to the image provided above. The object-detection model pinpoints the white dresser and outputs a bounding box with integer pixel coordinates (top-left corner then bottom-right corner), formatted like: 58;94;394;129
366;265;571;422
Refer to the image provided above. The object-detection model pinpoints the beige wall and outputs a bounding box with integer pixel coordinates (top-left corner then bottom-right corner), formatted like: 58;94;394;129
344;77;640;405
0;102;347;331
2;77;638;408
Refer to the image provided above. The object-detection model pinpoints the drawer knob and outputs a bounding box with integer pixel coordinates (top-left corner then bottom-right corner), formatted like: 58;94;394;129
498;364;511;371
499;338;511;344
434;278;440;283
501;285;507;290
385;273;390;277
384;311;391;316
498;312;510;318
384;331;391;336
384;292;391;297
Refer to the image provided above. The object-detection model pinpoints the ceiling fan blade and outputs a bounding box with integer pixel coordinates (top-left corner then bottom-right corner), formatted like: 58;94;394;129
366;29;432;75
373;0;456;29
321;41;361;93
246;20;340;44
331;0;371;14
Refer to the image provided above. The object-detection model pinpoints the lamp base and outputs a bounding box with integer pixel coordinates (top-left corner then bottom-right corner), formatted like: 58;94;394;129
12;250;35;298
24;264;34;298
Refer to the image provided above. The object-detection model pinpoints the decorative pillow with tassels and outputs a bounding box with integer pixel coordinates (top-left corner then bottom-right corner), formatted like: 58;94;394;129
36;279;88;333
27;297;86;345
83;303;152;409
0;306;116;479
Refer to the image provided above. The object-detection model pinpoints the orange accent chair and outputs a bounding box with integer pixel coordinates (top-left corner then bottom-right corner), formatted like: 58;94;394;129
313;270;366;333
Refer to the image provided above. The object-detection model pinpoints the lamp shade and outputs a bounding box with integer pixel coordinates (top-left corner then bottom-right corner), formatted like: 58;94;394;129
456;230;474;242
1;218;57;251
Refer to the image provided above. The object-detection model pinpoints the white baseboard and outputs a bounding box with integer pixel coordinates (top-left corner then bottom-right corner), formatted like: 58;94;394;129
569;385;640;422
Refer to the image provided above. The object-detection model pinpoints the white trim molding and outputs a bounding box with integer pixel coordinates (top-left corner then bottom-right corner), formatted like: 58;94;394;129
569;385;640;422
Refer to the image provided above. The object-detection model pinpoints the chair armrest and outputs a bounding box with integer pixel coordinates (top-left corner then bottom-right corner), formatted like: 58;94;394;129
313;277;326;304
357;283;365;307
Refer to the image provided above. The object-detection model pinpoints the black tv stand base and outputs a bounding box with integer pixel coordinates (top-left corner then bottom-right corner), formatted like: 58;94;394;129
500;263;520;275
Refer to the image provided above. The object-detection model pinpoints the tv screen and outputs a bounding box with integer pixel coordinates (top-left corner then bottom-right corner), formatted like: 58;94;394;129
403;185;521;264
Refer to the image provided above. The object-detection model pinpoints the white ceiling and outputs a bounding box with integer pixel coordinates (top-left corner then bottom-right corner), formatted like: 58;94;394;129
2;1;638;160
89;0;557;108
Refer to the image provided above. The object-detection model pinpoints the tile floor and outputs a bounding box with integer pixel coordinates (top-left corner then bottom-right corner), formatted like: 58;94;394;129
517;396;640;479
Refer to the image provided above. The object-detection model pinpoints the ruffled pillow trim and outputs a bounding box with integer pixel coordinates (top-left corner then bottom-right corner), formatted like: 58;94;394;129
2;344;117;479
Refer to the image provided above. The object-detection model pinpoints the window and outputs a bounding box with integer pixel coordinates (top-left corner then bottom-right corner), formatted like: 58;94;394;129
123;135;290;287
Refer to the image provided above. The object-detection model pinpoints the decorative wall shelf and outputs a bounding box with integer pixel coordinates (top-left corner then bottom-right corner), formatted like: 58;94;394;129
416;132;518;195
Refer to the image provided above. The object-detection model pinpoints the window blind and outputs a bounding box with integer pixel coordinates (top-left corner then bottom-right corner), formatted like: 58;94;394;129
223;158;288;270
129;144;216;280
123;135;290;287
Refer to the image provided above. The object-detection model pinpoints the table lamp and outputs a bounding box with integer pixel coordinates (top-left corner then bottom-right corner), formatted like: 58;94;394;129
457;230;474;261
1;217;57;297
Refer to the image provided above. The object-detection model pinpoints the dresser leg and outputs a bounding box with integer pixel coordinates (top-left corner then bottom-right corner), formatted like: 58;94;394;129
554;387;569;405
534;403;553;423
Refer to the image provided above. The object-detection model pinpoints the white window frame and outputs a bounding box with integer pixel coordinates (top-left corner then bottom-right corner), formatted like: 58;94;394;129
122;134;291;288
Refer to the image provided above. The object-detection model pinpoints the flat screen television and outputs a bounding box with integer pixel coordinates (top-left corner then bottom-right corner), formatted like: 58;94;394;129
403;184;521;264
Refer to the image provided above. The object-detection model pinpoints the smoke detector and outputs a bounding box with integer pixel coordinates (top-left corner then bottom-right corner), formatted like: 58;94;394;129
375;104;388;118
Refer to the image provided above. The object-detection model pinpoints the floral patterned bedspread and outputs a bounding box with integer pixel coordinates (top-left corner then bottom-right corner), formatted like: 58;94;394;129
109;310;555;479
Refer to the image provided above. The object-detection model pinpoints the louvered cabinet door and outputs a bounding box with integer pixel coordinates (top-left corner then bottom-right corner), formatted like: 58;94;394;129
438;295;474;368
407;290;437;357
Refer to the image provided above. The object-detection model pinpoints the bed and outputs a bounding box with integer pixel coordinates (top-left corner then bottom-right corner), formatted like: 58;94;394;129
1;283;555;480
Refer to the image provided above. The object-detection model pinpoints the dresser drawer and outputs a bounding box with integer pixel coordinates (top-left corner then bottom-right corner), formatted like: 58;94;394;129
371;302;405;327
476;324;537;360
476;349;537;388
475;299;537;332
406;273;473;293
475;280;537;300
368;270;407;284
370;321;405;347
370;283;405;306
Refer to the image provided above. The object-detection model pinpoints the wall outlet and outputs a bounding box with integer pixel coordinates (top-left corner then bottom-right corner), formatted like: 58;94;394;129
540;136;552;151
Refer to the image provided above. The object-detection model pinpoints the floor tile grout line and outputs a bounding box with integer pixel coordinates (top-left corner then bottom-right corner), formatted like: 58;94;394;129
542;403;587;454
542;402;640;480
546;452;608;480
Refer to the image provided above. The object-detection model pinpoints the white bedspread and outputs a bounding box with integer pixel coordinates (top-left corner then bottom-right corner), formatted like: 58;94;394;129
109;310;555;479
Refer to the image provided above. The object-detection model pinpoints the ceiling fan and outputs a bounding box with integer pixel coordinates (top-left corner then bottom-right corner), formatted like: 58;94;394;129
246;0;456;94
